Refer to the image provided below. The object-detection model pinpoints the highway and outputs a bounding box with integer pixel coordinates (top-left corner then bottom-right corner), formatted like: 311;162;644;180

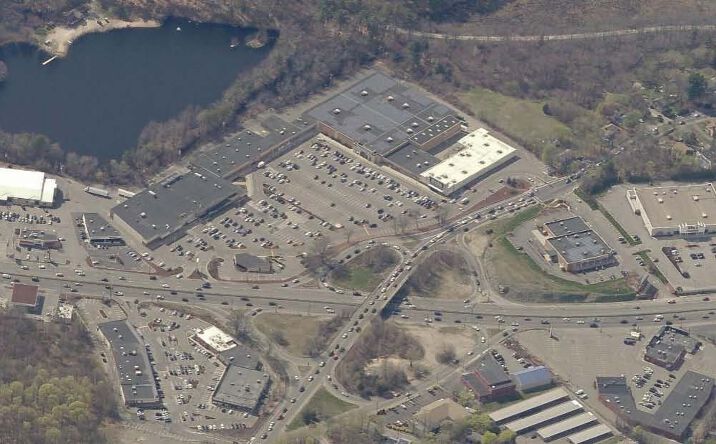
6;171;714;443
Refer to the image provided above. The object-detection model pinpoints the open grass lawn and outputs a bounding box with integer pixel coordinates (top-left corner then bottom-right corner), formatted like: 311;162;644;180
333;266;381;291
461;87;572;154
482;206;634;302
254;314;324;357
287;387;356;430
331;246;398;292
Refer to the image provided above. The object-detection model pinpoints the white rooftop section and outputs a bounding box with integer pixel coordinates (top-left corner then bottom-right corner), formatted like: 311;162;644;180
0;167;56;205
196;326;237;353
57;304;74;320
420;128;516;194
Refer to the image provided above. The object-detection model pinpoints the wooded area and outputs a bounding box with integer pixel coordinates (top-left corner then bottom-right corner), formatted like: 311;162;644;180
2;0;716;194
0;313;116;444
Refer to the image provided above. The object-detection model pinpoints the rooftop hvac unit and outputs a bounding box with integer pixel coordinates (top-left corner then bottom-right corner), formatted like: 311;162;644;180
387;95;394;101
360;90;368;96
363;124;372;131
140;212;146;218
658;198;664;203
428;116;434;122
703;213;708;218
412;122;419;127
386;136;394;142
402;102;410;109
332;108;341;114
151;224;156;229
693;195;700;201
407;128;414;134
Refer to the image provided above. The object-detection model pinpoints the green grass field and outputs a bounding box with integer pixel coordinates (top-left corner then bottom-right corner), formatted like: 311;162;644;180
461;87;572;154
332;266;381;291
287;387;357;430
331;247;398;292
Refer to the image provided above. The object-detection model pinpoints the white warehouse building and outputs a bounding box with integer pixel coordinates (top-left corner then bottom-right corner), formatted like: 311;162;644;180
420;128;517;195
0;167;57;207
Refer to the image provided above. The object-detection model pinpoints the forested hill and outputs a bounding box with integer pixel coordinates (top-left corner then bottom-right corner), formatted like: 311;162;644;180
0;313;116;444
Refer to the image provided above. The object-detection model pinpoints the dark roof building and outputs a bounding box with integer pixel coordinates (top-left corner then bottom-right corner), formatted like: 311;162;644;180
384;144;439;176
111;172;245;249
462;355;516;402
596;372;713;440
81;213;124;246
218;343;261;371
98;320;161;408
190;116;313;180
644;326;701;370
233;253;273;273
544;217;591;237
304;72;463;160
211;364;270;413
539;216;617;273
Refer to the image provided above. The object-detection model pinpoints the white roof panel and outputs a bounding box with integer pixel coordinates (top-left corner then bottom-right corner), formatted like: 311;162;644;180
0;167;49;202
420;128;516;188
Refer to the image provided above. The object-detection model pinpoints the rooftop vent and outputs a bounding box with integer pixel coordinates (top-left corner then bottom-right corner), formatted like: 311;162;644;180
666;215;672;220
693;195;700;201
402;102;410;109
427;116;434;122
364;124;372;131
387;95;394;101
360;90;368;96
332;108;341;114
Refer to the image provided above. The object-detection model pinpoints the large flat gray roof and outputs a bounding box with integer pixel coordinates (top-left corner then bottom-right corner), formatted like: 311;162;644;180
112;172;243;245
384;143;439;175
547;230;613;264
82;212;123;242
304;72;458;155
99;320;159;405
596;371;713;438
545;216;591;237
212;364;268;411
191;118;301;178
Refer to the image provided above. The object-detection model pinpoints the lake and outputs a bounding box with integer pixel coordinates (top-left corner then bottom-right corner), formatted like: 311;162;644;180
0;18;273;160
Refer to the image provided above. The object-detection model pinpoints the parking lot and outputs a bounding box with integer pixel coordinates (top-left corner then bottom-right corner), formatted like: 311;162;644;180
252;138;446;239
600;185;716;293
79;298;265;439
517;324;716;420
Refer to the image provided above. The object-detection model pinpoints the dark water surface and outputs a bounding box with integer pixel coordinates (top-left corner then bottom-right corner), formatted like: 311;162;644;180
0;18;272;160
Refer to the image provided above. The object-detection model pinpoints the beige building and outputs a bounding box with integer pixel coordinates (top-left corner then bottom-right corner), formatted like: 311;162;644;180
627;183;716;236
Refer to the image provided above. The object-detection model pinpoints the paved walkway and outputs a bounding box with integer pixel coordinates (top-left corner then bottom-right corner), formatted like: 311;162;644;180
390;24;716;43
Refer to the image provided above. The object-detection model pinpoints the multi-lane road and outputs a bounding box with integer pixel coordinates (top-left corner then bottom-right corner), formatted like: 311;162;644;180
5;172;714;443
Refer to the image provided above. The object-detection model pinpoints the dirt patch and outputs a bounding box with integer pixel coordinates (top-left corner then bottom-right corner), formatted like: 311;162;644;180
44;18;160;57
253;313;343;358
401;324;478;370
400;250;473;300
